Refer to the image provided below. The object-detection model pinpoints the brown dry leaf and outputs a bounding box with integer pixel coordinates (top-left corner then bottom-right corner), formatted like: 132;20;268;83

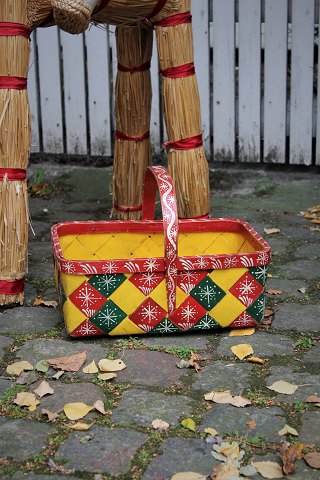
42;409;59;422
264;308;275;318
69;422;93;431
303;213;317;219
83;360;99;374
308;205;320;213
94;400;107;415
204;390;251;408
46;351;87;372
231;344;254;360
279;441;303;475
305;395;320;403
152;419;170;431
267;380;299;395
33;297;58;308
210;462;240;480
189;352;202;373
278;424;299;436
264;228;281;235
34;381;54;398
98;359;126;372
304;452;320;469
266;289;282;295
251;461;283;479
63;402;94;420
311;218;320;224
229;328;255;336
172;473;207;480
14;392;40;411
246;419;257;430
6;360;33;376
98;372;117;381
247;356;265;365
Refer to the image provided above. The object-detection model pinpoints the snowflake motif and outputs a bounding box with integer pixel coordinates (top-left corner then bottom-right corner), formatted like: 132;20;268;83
180;304;197;321
167;194;176;206
256;297;265;315
102;261;118;274
196;317;213;329
257;252;269;265
254;266;268;283
157;319;177;333
166;247;176;259
194;257;209;269
77;285;101;309
143;258;160;272
224;257;238;269
141;304;159;323
163;210;172;222
168;264;178;277
78;321;99;336
168;226;178;240
239;278;256;295
96;307;118;327
139;272;158;287
180;271;199;284
64;262;75;274
238;312;255;325
197;284;218;306
94;275;118;291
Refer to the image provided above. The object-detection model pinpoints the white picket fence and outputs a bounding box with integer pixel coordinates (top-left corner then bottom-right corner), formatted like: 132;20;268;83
28;0;319;165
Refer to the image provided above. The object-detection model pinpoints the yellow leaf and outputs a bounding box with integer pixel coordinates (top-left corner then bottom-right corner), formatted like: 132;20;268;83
14;392;40;409
204;427;218;436
231;344;254;360
267;380;298;395
69;422;93;431
251;461;283;479
34;381;54;398
264;228;281;235
42;409;59;422
181;418;196;432
204;390;251;408
98;372;117;381
94;400;106;415
83;360;99;374
278;425;299;436
247;356;265;365
305;395;320;403
311;218;320;224
7;361;33;376
98;359;126;372
63;402;94;420
152;419;170;431
171;473;207;480
229;328;255;337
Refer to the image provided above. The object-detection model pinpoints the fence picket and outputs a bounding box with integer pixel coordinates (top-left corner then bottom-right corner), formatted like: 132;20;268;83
28;31;40;153
150;31;161;152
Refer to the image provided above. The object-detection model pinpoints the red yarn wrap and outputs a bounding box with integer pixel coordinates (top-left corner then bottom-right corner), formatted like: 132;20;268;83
0;168;26;181
147;0;168;19
0;76;27;90
155;12;192;27
164;134;203;151
0;22;30;38
118;60;151;73
160;62;195;78
114;203;142;212
0;278;24;295
116;130;150;142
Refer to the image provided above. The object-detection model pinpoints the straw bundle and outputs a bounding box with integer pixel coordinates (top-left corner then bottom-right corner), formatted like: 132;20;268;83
155;0;210;217
0;0;30;305
27;0;52;29
112;25;153;220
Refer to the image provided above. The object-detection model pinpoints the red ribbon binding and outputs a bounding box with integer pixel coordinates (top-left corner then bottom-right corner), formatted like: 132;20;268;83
0;278;25;295
164;134;203;151
114;203;142;212
147;0;168;19
182;213;210;219
160;62;195;79
155;12;192;27
118;60;151;74
0;168;27;181
0;76;27;90
0;22;30;38
115;130;150;142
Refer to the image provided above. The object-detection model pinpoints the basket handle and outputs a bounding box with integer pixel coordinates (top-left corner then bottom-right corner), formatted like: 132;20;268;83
142;166;178;315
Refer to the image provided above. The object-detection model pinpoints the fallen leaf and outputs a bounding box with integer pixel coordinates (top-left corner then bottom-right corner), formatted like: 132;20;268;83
189;351;202;372
231;344;254;360
34;381;54;398
264;228;281;235
69;422;93;431
210;462;240;480
298;287;306;294
246;419;257;430
33;297;58;308
311;218;320;224
278;424;299;436
247;356;265;365
35;360;49;373
304;452;320;469
267;380;299;395
264;308;275;318
229;328;255;336
52;370;64;379
171;473;206;480
251;461;283;479
6;361;33;376
48;458;75;475
94;400;107;415
14;392;40;411
83;360;99;374
204;427;218;436
176;359;191;369
42;409;59;422
303;213;317;219
279;441;303;474
181;418;196;432
63;402;94;420
308;204;320;213
46;351;87;372
97;372;117;381
230;395;252;408
305;395;320;403
204;390;251;408
152;419;170;431
98;358;126;372
310;226;320;232
266;289;282;295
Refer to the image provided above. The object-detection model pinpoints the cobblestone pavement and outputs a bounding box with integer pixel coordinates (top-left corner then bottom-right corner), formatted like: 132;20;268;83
0;165;319;479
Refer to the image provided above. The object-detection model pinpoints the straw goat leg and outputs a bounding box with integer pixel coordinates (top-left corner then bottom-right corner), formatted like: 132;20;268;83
51;0;101;34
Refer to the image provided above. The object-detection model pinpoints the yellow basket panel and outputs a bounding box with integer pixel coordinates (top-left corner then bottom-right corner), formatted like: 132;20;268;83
108;317;145;336
131;236;164;259
63;300;87;333
109;280;146;315
60;273;87;296
209;293;246;327
149;280;187;311
209;268;248;291
62;238;98;261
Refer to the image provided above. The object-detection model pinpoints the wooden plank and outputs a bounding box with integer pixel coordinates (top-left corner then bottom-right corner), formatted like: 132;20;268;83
212;0;235;162
60;32;87;155
192;0;211;154
28;31;40;153
150;30;161;152
238;0;261;162
85;26;112;157
36;27;64;153
290;0;314;165
264;0;288;164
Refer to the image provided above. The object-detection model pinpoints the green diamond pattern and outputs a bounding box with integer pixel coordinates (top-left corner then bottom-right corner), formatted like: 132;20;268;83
151;318;181;334
190;276;225;310
90;299;127;333
249;266;268;286
246;293;265;322
88;273;126;298
192;313;220;330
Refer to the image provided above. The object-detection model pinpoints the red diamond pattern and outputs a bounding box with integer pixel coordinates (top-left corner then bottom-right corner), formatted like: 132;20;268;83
229;311;257;328
177;270;207;295
129;272;164;296
71;319;105;337
229;272;264;307
69;281;107;317
130;298;167;332
169;296;207;331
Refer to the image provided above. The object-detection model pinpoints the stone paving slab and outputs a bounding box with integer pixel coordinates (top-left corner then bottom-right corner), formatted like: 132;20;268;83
200;405;286;443
300;411;320;447
216;332;294;358
0;418;53;461
28;241;52;263
28;263;54;282
112;388;193;426
0;378;12;396
0;335;14;360
250;454;319;480
295;242;320;259
278;260;320;280
6;475;81;480
55;426;148;475
266;366;320;402
0;308;61;335
302;342;320;363
266;279;307;299
141;334;211;351
191;361;252;393
272;303;320;332
142;437;217;480
115;349;186;387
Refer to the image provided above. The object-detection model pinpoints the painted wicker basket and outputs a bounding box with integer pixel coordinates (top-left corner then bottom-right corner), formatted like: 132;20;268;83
51;166;271;337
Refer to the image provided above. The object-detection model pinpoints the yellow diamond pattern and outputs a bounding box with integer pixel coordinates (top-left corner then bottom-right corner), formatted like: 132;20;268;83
109;280;146;315
209;268;248;291
63;299;87;334
108;317;145;336
209;293;246;327
149;280;187;311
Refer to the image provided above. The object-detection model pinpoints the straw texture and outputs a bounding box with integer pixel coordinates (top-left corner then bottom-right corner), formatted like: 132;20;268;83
52;0;92;33
27;0;52;28
0;0;30;305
